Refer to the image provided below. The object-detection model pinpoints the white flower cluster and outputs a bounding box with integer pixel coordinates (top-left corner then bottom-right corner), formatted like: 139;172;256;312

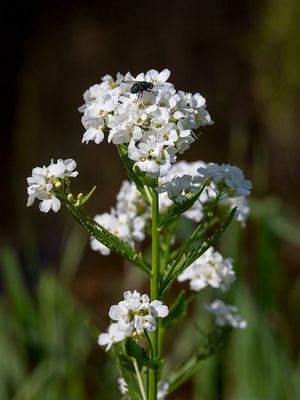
98;290;169;351
79;69;213;177
90;160;252;255
91;181;149;255
118;377;168;399
26;159;78;213
158;160;251;225
204;300;247;329
177;247;235;292
197;163;252;197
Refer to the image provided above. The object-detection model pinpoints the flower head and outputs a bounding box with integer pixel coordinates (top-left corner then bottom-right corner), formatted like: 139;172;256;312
98;290;169;351
26;159;78;213
97;323;126;351
177;247;235;292
197;163;252;197
79;69;213;177
204;300;247;329
157;160;251;225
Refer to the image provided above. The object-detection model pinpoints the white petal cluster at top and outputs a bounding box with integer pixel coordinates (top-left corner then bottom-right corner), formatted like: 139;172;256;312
26;159;78;213
98;290;169;351
79;69;213;177
204;300;247;329
177;247;236;292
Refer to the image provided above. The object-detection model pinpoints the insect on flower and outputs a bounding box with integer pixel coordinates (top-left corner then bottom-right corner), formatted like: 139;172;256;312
125;80;156;100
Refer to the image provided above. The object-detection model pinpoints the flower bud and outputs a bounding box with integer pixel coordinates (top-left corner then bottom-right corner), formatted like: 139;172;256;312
67;193;74;202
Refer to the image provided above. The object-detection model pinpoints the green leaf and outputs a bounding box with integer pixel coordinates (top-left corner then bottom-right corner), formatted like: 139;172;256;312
160;207;237;295
66;204;151;275
158;180;208;229
117;144;157;194
113;349;143;400
78;186;96;206
167;332;223;395
125;338;148;364
125;338;162;369
182;207;237;268
161;290;187;329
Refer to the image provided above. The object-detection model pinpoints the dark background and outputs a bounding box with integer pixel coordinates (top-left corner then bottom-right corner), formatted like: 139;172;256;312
1;1;300;399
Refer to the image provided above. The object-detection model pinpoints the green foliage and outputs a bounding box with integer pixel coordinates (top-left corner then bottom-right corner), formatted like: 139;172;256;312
113;348;144;400
125;338;162;369
160;207;237;296
117;144;157;196
158;181;208;229
0;245;92;400
66;204;151;275
77;186;97;207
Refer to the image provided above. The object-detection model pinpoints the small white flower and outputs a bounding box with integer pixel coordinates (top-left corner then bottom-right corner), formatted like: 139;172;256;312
156;174;198;203
98;323;126;351
149;300;169;318
197;163;252;197
177;247;235;292
26;158;78;213
134;314;157;334
204;300;247;329
158;381;169;400
82;127;104;144
118;377;128;395
103;290;169;340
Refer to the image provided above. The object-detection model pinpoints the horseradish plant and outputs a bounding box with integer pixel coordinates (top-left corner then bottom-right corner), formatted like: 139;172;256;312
27;69;251;400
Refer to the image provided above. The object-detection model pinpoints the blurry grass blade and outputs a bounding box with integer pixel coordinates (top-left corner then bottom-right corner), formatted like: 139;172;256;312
168;337;221;394
0;247;36;323
59;225;87;284
161;290;187;330
250;198;300;249
12;359;55;400
0;309;27;393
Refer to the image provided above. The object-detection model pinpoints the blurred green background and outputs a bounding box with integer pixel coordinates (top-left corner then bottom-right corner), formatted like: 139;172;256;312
1;0;300;398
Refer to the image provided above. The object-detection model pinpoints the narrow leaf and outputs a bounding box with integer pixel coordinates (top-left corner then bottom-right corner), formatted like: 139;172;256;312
79;186;96;206
66;204;151;275
160;207;237;295
125;338;162;369
158;181;208;229
116;356;142;400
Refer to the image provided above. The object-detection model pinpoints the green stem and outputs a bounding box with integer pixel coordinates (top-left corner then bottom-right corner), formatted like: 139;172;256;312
133;359;147;400
149;189;160;400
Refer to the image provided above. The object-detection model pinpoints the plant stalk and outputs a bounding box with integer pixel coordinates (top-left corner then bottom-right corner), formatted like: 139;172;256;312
149;189;160;400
